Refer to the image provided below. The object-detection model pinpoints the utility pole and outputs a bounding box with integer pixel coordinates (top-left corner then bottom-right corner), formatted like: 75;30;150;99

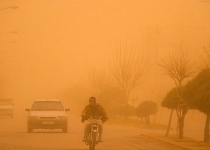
141;25;167;93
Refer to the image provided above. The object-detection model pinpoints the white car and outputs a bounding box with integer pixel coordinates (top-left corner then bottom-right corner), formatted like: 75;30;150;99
0;99;14;118
25;99;70;133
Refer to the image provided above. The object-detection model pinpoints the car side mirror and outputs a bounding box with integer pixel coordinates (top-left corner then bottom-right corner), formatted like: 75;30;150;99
65;108;70;111
25;108;30;111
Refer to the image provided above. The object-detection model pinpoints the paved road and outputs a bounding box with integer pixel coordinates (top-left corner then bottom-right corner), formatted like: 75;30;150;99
0;110;188;150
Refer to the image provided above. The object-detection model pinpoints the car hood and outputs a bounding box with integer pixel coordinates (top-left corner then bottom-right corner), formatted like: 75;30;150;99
0;105;13;109
29;111;67;117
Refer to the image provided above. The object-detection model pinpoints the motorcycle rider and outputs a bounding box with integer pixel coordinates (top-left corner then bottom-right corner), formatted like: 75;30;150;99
81;96;108;142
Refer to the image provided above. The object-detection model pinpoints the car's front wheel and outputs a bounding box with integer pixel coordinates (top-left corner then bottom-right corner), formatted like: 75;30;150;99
62;123;68;133
27;125;33;133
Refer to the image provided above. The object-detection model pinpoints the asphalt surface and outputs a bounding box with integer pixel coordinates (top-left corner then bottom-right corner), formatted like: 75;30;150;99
0;109;209;150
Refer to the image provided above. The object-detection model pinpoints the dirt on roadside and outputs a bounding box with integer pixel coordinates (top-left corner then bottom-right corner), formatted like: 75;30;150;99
142;133;210;150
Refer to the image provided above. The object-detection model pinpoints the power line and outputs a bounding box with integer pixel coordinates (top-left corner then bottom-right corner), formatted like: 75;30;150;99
0;5;18;11
0;31;18;35
201;0;210;2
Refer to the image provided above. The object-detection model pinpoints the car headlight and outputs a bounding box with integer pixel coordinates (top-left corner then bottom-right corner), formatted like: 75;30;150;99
28;116;39;120
57;116;66;120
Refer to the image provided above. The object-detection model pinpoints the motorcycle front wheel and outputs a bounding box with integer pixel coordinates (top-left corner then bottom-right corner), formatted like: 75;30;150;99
89;132;97;150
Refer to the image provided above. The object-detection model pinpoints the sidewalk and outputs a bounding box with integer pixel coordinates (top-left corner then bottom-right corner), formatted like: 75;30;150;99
142;133;210;150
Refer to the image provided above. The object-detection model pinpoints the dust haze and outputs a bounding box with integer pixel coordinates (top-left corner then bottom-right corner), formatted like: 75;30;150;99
0;0;209;149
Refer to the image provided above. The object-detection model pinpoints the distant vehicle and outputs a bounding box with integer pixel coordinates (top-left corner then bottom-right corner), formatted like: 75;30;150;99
0;99;14;118
25;99;70;133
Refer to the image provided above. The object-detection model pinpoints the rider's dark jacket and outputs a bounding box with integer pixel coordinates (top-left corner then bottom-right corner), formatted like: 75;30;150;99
81;104;108;122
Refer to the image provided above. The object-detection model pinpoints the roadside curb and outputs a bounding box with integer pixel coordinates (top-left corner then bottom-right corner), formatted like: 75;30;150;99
141;134;196;150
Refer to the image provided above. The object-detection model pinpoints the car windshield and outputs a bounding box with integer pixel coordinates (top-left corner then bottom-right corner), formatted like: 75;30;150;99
31;101;64;111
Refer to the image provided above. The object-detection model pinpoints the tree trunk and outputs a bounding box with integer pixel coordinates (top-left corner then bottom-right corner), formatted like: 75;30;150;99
178;116;185;139
204;113;210;142
145;116;150;124
165;109;174;137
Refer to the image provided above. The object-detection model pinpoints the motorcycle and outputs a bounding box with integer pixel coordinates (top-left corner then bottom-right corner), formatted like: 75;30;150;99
84;116;102;150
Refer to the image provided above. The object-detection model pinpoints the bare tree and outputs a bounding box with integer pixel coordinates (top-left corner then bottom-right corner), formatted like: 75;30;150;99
200;44;210;70
159;44;194;139
110;40;150;104
160;51;194;87
88;69;112;93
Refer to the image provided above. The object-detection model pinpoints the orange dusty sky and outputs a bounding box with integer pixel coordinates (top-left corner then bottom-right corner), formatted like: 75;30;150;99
0;0;210;106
